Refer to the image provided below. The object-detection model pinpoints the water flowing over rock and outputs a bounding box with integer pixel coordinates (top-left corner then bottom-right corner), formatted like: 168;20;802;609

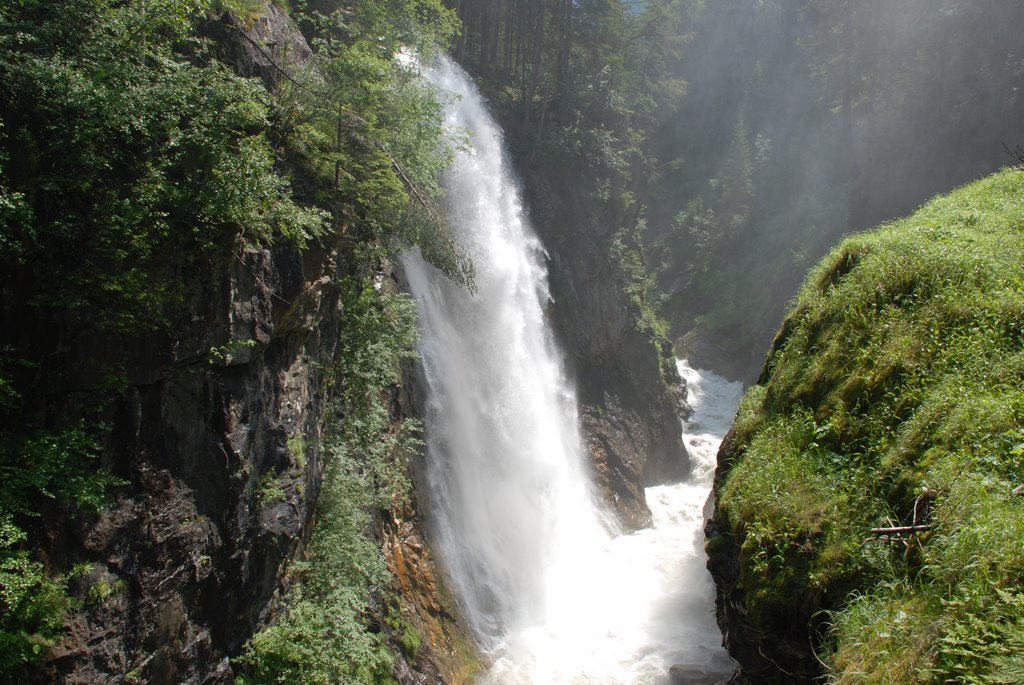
404;54;610;653
509;129;693;532
405;55;737;684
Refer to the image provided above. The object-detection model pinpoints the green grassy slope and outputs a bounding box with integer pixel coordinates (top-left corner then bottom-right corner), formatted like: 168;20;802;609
711;167;1024;683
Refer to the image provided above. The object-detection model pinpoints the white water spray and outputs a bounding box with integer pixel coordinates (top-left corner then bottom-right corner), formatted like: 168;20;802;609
404;55;740;684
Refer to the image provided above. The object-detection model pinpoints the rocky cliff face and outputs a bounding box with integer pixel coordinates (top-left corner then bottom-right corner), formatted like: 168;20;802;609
383;370;484;685
202;4;312;90
45;242;339;683
516;160;692;530
36;10;474;684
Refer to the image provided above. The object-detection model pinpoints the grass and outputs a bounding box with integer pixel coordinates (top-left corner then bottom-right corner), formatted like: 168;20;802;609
715;167;1024;683
288;433;307;470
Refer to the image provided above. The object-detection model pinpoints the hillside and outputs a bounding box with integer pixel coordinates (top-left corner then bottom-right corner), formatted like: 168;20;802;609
0;1;477;681
708;167;1024;684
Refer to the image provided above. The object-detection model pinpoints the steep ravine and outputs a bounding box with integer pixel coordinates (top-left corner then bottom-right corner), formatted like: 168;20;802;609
23;7;703;682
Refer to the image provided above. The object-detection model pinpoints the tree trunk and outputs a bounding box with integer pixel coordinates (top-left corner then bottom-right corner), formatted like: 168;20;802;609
840;3;860;231
521;0;546;140
503;0;514;84
488;0;503;70
531;94;548;162
554;0;572;119
454;0;467;63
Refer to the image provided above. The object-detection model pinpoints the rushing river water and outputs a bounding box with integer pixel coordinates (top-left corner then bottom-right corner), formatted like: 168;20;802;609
404;55;741;684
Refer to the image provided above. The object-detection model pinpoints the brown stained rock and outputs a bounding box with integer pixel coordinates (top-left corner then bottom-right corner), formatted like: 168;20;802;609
382;513;484;685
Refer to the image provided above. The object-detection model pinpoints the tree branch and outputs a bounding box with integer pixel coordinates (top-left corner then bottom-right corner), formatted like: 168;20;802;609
1002;142;1024;164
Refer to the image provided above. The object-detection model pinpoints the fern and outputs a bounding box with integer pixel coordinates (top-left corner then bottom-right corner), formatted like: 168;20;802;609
988;620;1024;684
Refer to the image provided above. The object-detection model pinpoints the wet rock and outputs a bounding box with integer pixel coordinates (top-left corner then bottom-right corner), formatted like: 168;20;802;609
514;162;693;530
382;507;484;685
668;663;732;685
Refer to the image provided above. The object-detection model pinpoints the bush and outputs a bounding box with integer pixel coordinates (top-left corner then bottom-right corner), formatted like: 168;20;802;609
0;518;68;678
0;424;123;679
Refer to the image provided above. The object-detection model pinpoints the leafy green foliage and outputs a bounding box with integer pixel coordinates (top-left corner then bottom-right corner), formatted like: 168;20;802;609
237;452;399;684
716;168;1024;683
268;0;471;288
0;423;123;677
0;1;326;672
84;578;126;607
0;425;121;518
0;518;69;678
0;0;463;679
210;0;268;25
0;0;327;333
238;286;423;683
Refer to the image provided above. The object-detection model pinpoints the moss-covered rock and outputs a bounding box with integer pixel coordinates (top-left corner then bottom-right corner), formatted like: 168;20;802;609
707;167;1024;684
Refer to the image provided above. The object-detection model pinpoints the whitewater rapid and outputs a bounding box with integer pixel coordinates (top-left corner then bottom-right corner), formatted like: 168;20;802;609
404;55;741;684
482;361;742;684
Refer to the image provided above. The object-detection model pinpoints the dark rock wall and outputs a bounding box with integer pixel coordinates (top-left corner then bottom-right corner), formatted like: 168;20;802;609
47;243;339;684
516;160;692;530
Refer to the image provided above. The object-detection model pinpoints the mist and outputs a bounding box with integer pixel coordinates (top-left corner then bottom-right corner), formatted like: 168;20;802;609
644;0;1024;379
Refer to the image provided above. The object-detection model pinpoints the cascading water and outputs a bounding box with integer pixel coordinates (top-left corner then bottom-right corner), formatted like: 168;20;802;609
404;55;741;684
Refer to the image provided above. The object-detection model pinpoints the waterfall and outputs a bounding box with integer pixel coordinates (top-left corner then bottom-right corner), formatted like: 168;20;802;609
404;55;738;684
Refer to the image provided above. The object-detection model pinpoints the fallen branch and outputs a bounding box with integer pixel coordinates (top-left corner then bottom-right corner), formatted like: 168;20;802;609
1003;142;1024;164
869;524;933;538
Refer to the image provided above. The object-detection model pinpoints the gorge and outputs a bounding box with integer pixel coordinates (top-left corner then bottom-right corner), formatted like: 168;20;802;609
2;1;1023;683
